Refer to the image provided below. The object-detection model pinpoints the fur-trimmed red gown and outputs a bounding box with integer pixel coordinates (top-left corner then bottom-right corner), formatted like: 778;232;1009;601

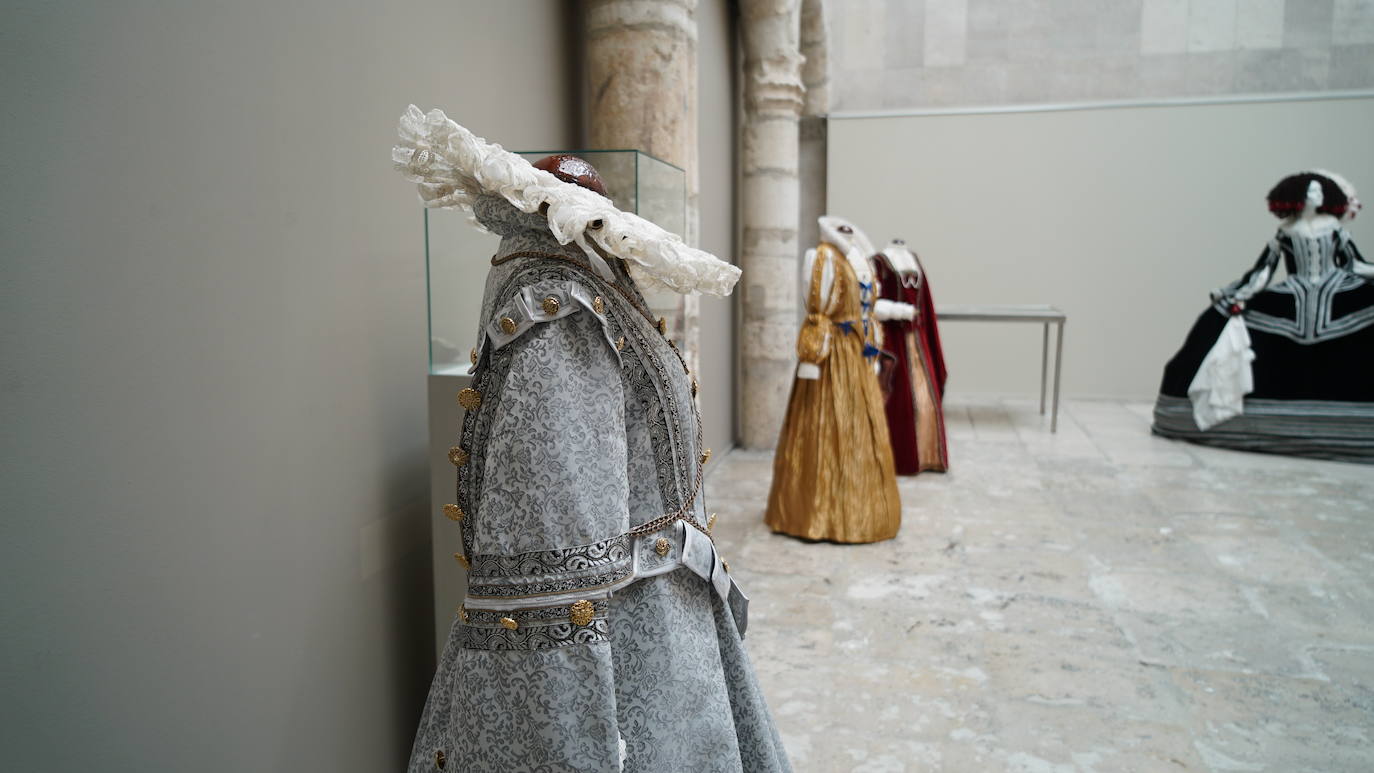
874;252;949;473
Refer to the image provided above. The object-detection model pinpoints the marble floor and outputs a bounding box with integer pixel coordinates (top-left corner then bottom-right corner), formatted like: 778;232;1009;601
707;396;1374;773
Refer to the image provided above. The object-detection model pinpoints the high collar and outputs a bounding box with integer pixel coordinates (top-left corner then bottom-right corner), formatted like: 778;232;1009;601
477;195;640;290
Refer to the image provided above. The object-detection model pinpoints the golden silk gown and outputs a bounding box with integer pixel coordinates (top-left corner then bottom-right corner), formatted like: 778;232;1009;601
766;242;902;543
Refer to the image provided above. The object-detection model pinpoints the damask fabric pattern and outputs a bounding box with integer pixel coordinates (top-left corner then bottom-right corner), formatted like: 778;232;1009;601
1153;223;1374;462
611;569;789;771
476;308;629;556
408;197;790;772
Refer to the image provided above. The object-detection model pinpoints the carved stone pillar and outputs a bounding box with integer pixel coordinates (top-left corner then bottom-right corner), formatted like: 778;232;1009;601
586;0;701;372
800;0;829;117
738;0;804;448
798;0;830;258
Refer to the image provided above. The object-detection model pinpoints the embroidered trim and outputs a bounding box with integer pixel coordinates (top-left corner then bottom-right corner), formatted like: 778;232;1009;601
458;619;611;650
456;332;515;562
459;600;612;650
466;568;633;600
468;535;632;577
464;599;611;627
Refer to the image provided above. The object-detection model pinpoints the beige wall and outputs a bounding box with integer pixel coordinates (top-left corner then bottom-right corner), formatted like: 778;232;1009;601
828;95;1374;399
0;2;577;771
699;0;740;453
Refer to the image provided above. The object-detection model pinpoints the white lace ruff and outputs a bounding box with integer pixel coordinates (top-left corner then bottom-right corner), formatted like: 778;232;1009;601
392;105;740;297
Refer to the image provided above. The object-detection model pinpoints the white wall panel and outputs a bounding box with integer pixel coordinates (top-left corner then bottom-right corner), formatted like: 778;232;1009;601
828;96;1374;399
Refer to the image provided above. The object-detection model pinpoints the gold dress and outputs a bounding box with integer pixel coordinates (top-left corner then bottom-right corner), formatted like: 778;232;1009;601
766;242;902;543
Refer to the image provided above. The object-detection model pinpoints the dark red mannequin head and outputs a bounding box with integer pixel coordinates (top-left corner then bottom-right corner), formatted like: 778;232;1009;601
533;154;609;197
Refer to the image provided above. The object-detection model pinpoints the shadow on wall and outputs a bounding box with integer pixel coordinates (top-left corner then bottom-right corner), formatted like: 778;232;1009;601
271;451;436;770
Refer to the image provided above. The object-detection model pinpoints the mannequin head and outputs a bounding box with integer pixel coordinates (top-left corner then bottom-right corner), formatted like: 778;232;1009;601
474;155;610;238
818;215;877;266
1268;172;1350;220
881;239;920;275
533;154;609;197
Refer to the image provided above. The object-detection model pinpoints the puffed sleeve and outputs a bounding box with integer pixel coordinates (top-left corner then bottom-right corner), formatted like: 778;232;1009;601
472;285;629;557
409;276;631;773
1214;240;1281;306
1336;228;1374;279
796;244;840;379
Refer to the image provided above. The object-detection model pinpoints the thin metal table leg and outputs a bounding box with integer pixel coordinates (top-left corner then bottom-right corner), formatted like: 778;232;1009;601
1051;321;1064;433
1039;322;1049;415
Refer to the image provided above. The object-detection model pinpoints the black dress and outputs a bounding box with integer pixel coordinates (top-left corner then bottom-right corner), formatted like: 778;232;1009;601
1153;220;1374;462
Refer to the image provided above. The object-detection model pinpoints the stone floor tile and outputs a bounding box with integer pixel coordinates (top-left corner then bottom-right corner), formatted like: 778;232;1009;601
710;395;1374;771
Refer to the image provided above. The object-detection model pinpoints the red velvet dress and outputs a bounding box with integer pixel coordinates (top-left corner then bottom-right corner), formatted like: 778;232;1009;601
874;253;949;473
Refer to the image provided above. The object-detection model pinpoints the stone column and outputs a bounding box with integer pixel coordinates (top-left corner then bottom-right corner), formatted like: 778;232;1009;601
800;0;829;117
797;0;830;259
738;0;805;449
586;0;701;372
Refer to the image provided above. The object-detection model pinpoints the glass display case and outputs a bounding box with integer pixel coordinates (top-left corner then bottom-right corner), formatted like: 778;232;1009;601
424;149;685;375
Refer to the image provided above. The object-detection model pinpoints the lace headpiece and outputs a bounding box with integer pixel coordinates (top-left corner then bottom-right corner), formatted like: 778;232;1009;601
392;105;740;296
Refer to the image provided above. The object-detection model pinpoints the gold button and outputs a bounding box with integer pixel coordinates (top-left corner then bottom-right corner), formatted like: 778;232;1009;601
435;749;447;769
655;537;670;557
542;296;561;315
457;605;469;623
691;377;698;397
500;316;517;334
448;446;469;467
657;317;667;335
469;347;477;365
616;336;626;351
569;599;595;626
457;388;481;410
454;552;470;570
442;503;464;522
706;513;717;533
700;448;712;465
500;616;518;630
722;559;730;573
592;296;605;314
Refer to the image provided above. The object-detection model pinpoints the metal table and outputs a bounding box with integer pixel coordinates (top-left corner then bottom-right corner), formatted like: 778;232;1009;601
935;304;1066;432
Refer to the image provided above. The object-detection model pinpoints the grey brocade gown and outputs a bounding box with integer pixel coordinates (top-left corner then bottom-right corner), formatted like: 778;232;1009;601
407;195;792;773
